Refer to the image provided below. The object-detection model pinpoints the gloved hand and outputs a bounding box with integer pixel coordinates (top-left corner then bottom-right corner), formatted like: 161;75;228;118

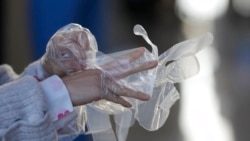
40;23;158;107
41;23;98;77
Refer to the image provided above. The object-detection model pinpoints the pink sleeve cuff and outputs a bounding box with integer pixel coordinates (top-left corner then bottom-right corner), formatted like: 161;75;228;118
40;75;74;122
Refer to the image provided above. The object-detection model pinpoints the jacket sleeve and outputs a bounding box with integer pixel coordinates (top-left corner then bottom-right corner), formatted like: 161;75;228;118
21;62;79;135
0;72;57;140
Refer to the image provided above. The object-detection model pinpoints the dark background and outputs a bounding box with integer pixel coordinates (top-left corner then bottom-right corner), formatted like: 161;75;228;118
2;0;250;141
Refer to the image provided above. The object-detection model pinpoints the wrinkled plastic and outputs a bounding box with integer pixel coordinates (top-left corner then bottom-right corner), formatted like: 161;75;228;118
41;23;98;77
41;23;213;141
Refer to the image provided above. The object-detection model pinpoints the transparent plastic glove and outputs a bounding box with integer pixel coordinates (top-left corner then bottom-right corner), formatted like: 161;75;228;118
39;23;213;141
133;25;213;131
87;48;157;113
62;67;154;107
41;23;98;77
38;23;158;140
39;23;157;108
87;25;213;140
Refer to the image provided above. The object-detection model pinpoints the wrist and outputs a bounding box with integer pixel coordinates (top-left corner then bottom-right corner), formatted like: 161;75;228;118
40;75;74;122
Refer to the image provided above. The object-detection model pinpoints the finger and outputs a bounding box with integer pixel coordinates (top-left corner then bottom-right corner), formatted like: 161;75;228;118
118;87;150;101
76;68;102;76
124;47;145;62
106;79;150;101
116;60;158;79
103;47;146;69
105;94;132;108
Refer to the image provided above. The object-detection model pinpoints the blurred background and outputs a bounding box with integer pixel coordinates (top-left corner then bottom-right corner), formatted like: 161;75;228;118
2;0;250;141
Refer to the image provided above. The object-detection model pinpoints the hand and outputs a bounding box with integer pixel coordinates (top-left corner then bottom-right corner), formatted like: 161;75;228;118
41;24;97;77
101;47;152;78
62;57;157;107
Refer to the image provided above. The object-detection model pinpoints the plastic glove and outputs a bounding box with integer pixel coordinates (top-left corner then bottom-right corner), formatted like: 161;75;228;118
41;23;98;77
61;65;157;107
40;23;158;107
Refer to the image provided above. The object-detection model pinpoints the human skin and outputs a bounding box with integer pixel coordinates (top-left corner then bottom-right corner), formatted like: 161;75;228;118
62;61;157;107
42;30;96;77
42;29;158;107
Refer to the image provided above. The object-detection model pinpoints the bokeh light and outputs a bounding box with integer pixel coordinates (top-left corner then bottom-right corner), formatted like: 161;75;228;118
175;0;229;22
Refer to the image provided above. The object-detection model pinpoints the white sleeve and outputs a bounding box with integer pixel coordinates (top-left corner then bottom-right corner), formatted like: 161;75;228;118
39;75;74;122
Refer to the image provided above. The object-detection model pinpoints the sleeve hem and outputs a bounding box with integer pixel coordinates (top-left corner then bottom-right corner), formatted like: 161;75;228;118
40;75;74;122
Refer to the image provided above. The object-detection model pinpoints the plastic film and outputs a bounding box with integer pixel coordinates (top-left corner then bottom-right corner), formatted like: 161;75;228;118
40;23;213;141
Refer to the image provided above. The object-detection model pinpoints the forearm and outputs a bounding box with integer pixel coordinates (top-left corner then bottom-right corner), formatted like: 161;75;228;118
0;75;57;141
21;61;79;135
